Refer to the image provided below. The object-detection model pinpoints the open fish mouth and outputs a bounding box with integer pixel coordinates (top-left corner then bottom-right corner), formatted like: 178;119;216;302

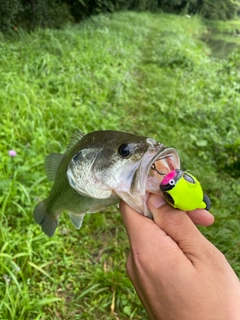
127;145;180;216
142;147;180;194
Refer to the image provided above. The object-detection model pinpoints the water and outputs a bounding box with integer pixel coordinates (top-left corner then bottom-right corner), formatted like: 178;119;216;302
202;34;240;59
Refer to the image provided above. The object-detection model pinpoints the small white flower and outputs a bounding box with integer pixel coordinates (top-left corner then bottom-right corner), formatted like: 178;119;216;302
3;274;10;284
15;265;20;273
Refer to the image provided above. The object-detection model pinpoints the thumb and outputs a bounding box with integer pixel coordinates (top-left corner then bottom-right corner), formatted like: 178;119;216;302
147;194;208;256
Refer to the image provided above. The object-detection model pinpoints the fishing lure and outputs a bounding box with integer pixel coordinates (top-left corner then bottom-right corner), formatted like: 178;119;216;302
158;169;211;211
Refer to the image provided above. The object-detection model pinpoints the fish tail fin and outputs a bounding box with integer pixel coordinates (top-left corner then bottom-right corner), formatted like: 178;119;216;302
33;201;58;237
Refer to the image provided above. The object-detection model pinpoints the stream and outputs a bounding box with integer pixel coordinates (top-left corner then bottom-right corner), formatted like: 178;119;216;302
201;33;240;59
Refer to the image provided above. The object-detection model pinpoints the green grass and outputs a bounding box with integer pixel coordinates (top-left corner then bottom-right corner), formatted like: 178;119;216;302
204;18;240;34
0;11;240;319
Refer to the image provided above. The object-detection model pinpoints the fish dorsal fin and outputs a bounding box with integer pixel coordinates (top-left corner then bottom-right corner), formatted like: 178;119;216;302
44;153;64;181
65;129;85;154
68;212;85;229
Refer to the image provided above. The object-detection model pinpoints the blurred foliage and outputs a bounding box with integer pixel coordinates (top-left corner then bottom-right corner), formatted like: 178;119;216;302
198;0;239;20
1;0;240;32
165;0;240;20
0;11;240;319
0;0;73;31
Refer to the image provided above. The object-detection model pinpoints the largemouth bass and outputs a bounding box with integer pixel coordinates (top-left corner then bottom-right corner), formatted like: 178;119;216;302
33;130;180;237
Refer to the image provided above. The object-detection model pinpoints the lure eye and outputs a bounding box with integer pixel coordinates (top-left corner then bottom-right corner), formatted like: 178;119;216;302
169;179;176;186
160;177;176;192
118;144;130;157
183;173;195;184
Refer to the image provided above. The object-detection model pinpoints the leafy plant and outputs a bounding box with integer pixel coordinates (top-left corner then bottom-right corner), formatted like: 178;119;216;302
0;12;240;319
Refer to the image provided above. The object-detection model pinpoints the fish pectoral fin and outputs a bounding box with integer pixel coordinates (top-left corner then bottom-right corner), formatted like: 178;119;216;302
68;212;85;229
45;153;64;181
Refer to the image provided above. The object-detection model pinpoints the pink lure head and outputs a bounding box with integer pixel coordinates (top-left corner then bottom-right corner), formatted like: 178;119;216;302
161;170;177;186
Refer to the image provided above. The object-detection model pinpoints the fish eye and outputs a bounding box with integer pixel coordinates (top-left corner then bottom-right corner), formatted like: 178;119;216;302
118;144;131;157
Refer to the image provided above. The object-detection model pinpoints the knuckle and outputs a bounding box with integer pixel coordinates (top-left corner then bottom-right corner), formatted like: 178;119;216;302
164;209;188;228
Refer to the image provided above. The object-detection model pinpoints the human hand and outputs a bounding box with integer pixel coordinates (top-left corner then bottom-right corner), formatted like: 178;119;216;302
120;194;240;320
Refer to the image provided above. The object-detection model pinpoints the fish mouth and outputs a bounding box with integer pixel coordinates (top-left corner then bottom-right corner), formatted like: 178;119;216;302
130;146;180;216
145;147;180;193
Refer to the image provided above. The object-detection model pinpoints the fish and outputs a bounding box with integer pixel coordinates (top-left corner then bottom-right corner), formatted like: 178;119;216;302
33;130;180;237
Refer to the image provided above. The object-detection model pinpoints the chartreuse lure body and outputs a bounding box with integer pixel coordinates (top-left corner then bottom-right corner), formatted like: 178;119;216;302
160;169;211;211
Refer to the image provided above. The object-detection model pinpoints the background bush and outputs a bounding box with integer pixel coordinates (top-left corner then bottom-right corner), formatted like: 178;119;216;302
1;0;240;32
0;0;72;31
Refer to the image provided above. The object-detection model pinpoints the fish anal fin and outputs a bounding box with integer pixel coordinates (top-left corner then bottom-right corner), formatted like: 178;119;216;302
44;153;64;181
69;212;85;229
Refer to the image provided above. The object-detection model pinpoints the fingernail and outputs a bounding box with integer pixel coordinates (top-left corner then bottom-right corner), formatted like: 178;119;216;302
148;194;166;208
